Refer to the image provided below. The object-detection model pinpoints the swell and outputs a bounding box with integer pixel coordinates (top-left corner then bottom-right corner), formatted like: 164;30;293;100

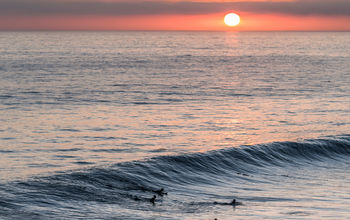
1;136;350;216
120;135;350;185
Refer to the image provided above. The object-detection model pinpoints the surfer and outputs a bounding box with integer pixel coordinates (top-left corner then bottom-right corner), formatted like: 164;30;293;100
152;188;167;196
213;199;242;206
150;195;156;204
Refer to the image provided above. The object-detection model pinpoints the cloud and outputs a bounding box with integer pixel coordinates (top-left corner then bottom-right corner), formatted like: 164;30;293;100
237;0;350;16
1;0;350;17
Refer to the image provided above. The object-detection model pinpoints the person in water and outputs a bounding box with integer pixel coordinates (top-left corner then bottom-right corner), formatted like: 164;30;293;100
152;188;167;196
150;195;156;204
214;199;241;206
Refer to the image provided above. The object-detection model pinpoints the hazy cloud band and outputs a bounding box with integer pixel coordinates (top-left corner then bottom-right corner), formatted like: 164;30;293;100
1;0;350;16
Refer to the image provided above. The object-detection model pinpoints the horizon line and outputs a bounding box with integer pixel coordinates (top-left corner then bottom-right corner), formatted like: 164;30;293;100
1;29;350;32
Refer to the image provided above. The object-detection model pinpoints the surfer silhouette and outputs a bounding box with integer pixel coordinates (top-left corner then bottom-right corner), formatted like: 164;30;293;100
213;199;242;206
150;195;156;204
152;188;167;196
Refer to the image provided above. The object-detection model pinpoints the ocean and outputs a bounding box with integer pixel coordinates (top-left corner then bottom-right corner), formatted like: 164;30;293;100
0;31;350;219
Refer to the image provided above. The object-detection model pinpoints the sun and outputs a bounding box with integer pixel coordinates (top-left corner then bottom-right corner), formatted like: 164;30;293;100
224;13;241;27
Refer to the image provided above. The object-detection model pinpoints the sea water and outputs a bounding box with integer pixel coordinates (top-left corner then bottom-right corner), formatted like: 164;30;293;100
0;31;350;219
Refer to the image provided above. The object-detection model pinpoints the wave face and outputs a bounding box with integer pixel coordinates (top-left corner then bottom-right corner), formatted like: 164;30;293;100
1;136;350;219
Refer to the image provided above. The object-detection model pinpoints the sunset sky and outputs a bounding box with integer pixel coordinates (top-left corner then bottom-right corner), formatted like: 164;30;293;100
1;0;350;31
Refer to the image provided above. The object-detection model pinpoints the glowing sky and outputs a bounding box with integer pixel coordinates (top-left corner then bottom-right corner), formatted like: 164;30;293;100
1;0;350;31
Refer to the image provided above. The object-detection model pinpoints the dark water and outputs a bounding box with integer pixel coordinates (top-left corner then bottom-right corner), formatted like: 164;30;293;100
1;136;350;219
0;32;350;219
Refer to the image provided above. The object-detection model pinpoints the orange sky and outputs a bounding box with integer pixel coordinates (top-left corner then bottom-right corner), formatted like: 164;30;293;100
1;0;350;31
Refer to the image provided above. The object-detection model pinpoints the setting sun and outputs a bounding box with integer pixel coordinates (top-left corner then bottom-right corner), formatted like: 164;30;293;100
224;13;240;27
